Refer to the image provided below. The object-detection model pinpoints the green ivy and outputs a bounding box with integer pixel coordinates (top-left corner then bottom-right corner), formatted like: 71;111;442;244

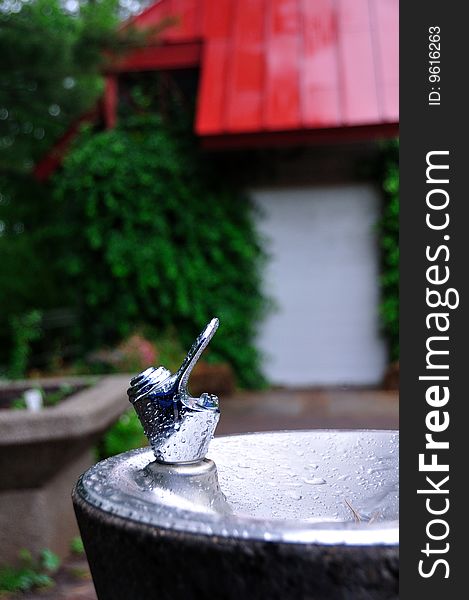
378;140;399;360
8;310;43;379
53;113;268;387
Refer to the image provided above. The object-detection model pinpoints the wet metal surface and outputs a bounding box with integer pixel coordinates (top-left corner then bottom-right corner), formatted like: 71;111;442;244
77;430;398;546
128;319;220;463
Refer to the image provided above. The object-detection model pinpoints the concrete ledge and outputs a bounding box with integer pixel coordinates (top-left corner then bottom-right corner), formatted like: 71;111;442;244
0;375;130;565
0;375;130;444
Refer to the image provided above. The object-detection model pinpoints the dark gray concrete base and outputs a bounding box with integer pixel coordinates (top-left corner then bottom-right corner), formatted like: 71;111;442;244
73;491;398;600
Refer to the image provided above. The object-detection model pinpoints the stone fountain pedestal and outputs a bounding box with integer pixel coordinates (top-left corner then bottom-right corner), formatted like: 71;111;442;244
74;492;398;600
73;431;399;600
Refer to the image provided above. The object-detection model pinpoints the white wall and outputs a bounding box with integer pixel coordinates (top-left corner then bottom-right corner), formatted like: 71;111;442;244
253;184;387;387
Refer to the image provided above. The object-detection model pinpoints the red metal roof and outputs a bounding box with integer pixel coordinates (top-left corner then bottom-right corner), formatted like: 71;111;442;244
35;0;398;179
128;0;398;141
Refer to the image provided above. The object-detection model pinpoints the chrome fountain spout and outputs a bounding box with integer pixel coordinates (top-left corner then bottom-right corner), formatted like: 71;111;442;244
128;318;220;464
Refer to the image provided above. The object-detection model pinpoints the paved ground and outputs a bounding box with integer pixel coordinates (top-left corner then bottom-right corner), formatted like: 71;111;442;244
16;388;398;600
217;388;398;435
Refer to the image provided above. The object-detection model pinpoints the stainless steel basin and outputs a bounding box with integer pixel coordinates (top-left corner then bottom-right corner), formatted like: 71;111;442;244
77;430;398;546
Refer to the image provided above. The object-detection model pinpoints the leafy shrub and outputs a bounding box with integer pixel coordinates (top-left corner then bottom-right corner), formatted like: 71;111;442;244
0;0;130;173
0;549;60;594
8;310;43;379
98;409;146;460
0;175;67;375
70;537;85;556
378;140;399;360
0;0;151;376
53;113;268;387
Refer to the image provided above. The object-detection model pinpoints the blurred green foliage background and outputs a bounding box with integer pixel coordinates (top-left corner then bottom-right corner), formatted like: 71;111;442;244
53;109;268;387
0;1;268;387
0;1;399;388
378;140;399;361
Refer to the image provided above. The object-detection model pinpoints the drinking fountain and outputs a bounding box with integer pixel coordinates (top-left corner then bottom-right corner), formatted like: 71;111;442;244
73;319;399;600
